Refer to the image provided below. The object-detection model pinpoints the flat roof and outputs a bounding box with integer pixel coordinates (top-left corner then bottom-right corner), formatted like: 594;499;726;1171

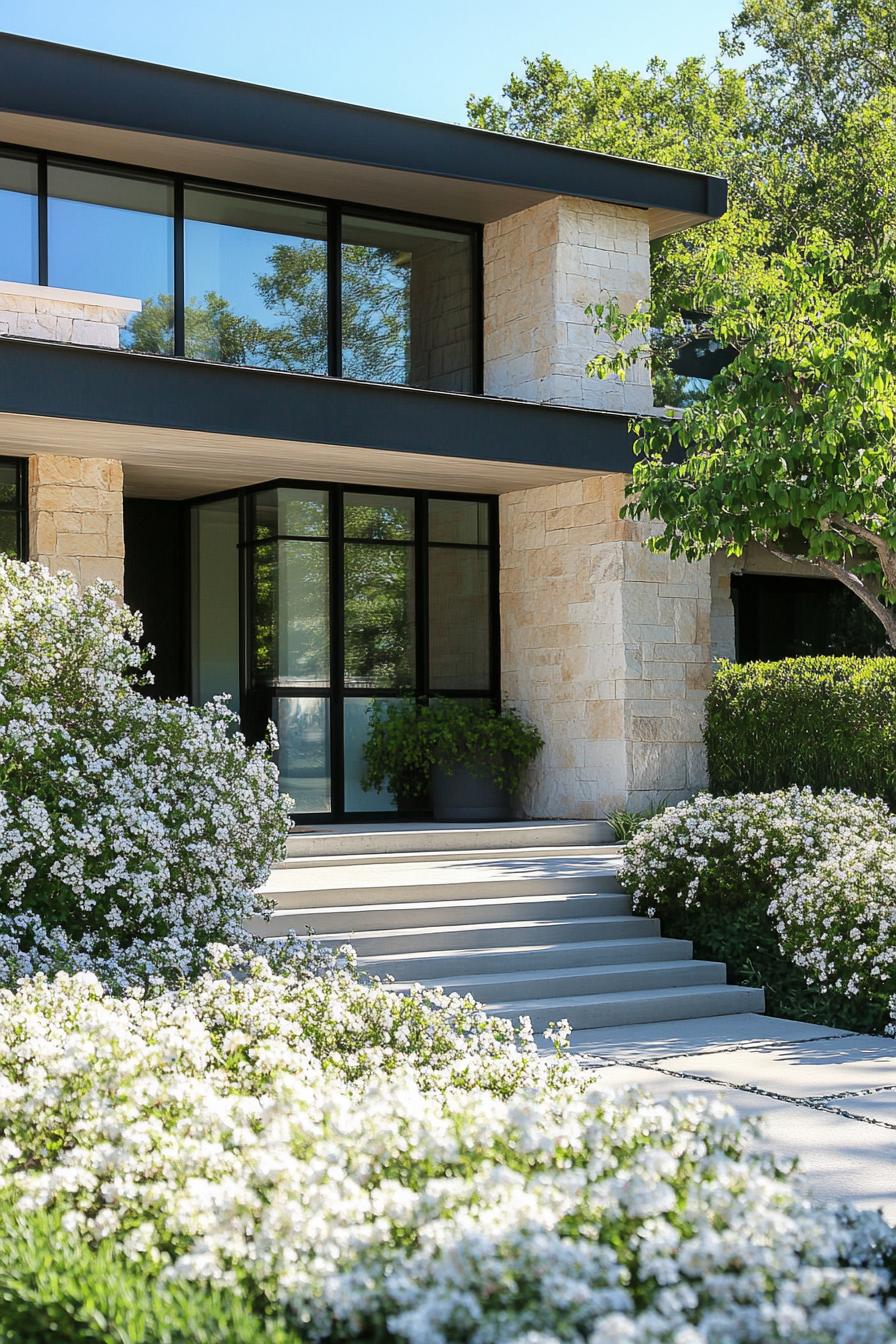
0;33;726;236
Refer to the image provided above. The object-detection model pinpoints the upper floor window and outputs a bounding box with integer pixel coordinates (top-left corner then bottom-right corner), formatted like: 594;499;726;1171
48;163;175;352
0;153;38;284
183;187;328;373
342;216;475;392
0;148;480;393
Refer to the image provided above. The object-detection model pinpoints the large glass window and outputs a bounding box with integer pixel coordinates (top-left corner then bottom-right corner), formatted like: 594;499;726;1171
343;493;416;689
190;484;495;820
12;149;480;384
428;498;491;691
0;153;38;284
47;163;174;351
342;215;474;391
184;187;328;372
250;488;330;687
191;496;240;710
0;459;25;559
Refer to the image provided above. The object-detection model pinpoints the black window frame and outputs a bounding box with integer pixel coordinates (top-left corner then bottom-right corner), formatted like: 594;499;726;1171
0;141;484;394
188;478;499;822
0;456;28;560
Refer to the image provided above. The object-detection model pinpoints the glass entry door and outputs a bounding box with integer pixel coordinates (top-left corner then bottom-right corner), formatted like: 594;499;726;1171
190;481;497;820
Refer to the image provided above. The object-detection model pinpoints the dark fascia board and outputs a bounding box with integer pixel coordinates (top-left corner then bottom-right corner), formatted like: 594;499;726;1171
0;33;727;221
0;338;637;474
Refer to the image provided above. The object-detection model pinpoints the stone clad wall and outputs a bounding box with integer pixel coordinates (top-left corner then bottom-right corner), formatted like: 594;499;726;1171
487;194;715;817
483;197;652;413
500;473;710;817
0;281;140;349
28;454;125;591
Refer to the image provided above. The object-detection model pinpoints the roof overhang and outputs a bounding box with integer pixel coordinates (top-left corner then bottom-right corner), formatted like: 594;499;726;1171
0;34;727;237
0;338;637;498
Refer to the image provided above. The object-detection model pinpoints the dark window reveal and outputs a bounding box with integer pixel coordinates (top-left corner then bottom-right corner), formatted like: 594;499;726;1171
733;574;893;661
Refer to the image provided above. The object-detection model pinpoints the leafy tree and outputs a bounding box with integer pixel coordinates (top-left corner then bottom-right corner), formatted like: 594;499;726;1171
468;0;896;383
589;233;896;646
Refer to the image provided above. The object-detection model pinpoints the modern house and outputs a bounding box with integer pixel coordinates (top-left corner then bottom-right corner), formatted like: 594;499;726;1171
0;33;872;831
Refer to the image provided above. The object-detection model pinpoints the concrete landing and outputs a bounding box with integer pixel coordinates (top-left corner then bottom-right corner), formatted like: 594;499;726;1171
571;1014;896;1222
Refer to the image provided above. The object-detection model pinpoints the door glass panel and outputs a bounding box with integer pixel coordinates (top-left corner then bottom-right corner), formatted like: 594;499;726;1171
252;540;329;687
48;163;174;351
273;697;330;813
344;543;415;688
342;214;474;391
191;497;240;711
343;697;400;813
0;154;38;284
0;510;17;559
429;546;490;690
428;497;489;545
184;186;328;373
252;486;329;540
344;492;414;541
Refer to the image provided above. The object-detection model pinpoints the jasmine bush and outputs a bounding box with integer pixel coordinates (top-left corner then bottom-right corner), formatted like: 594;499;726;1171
0;558;292;990
620;788;896;1031
1;956;895;1343
706;657;896;803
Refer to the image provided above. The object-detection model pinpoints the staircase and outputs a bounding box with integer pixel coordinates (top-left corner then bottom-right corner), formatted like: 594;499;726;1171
253;821;765;1034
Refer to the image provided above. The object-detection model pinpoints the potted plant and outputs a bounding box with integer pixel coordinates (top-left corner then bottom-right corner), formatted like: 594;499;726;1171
362;698;543;821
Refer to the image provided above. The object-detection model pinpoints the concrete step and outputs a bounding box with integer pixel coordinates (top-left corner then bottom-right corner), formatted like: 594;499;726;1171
276;843;622;871
285;819;615;858
249;890;631;937
487;983;767;1033
357;935;692;982
263;855;624;909
391;958;726;1001
288;914;661;957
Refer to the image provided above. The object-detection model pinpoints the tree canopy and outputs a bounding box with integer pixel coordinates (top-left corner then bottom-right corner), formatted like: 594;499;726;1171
470;0;896;642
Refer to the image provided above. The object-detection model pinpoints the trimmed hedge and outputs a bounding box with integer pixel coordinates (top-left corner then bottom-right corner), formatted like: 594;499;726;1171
706;656;896;804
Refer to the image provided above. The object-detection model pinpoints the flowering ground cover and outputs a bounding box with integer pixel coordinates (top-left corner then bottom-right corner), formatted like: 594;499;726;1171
2;558;896;1340
620;788;896;1032
1;950;896;1343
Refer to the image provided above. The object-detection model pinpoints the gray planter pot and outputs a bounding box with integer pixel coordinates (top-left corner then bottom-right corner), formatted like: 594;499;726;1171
431;763;513;822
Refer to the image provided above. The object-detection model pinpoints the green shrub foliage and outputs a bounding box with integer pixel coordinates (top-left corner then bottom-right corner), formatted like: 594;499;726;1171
705;657;896;803
362;698;543;803
0;1197;300;1344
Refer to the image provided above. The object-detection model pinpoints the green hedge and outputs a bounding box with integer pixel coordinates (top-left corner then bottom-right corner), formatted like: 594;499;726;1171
706;656;896;803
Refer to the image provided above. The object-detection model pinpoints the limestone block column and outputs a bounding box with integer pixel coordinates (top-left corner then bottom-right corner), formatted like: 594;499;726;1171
28;455;125;591
500;473;711;818
483;196;652;412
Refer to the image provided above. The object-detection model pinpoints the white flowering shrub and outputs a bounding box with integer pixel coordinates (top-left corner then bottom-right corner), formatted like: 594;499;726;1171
620;788;896;1032
772;841;896;1009
1;961;894;1344
0;558;292;989
620;788;894;918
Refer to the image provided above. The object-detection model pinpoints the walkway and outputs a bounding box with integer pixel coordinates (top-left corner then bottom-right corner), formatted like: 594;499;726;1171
571;1013;896;1222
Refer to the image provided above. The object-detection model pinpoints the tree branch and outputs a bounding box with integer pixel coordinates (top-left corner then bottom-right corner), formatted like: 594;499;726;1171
829;513;896;590
763;543;896;648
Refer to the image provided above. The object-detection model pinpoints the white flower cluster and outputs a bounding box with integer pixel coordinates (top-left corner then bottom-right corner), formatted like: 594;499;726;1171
0;558;292;990
0;962;894;1343
620;788;896;1027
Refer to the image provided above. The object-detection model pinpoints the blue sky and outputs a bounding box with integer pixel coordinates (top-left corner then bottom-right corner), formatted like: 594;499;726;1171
1;1;748;124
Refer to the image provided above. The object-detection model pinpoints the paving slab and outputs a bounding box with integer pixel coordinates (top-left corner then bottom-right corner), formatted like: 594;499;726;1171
658;1034;896;1099
820;1088;896;1124
570;1013;852;1063
586;1063;896;1220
